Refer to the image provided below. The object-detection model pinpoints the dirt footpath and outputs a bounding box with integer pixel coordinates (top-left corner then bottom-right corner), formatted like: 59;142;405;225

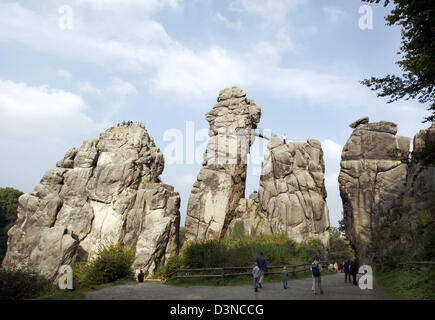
85;273;387;300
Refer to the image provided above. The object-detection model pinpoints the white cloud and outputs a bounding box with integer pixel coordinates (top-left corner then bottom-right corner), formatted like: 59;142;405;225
57;69;72;81
151;46;247;99
107;77;137;97
322;139;343;161
228;0;306;24
0;1;425;121
0;80;86;119
214;12;242;30
0;80;107;194
74;0;182;13
77;80;102;96
0;2;179;73
325;171;343;226
0;79;102;138
177;174;196;188
323;7;348;24
322;140;344;226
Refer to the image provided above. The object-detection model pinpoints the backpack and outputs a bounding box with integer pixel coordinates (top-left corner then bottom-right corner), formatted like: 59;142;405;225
311;263;320;276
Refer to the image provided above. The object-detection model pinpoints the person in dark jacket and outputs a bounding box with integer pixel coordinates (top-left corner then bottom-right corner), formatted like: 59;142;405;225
344;260;351;283
350;258;359;286
255;252;267;288
137;270;145;283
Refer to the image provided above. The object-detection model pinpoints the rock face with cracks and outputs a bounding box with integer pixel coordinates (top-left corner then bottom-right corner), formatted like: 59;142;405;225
2;125;180;280
405;123;435;206
185;87;261;241
338;118;410;259
228;137;331;246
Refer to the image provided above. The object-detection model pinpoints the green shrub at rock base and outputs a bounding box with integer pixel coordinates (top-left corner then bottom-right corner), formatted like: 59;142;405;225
297;239;326;263
74;244;135;287
155;254;182;279
0;268;53;300
0;187;23;263
156;233;329;278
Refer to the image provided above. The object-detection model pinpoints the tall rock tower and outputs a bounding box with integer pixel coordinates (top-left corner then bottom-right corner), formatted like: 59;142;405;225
2;124;180;280
338;117;410;260
185;87;261;241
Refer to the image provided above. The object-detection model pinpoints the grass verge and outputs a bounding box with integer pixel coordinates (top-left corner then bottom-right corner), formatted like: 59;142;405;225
374;266;435;300
36;278;135;300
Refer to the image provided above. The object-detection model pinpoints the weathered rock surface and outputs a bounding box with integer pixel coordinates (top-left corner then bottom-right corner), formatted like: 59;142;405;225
185;87;261;241
406;123;435;204
2;125;180;280
338;117;410;258
229;138;331;246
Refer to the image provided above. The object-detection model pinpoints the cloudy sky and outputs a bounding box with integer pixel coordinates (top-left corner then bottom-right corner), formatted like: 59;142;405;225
0;0;430;227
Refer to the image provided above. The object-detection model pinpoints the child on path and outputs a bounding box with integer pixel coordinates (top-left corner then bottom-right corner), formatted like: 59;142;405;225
282;266;289;289
253;262;261;292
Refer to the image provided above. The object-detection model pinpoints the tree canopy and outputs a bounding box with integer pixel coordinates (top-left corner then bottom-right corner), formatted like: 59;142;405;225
361;0;435;123
0;187;23;263
328;227;354;263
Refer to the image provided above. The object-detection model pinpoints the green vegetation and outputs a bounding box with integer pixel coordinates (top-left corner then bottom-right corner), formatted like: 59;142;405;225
155;222;350;283
328;227;354;263
37;278;134;300
370;198;435;271
0;243;137;300
179;226;186;248
179;235;320;270
361;0;435;123
375;265;435;300
361;0;435;164
0;187;23;263
0;267;53;300
73;244;136;288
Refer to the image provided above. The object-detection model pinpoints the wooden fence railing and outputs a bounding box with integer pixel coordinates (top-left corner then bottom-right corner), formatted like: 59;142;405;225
167;261;329;281
398;261;435;266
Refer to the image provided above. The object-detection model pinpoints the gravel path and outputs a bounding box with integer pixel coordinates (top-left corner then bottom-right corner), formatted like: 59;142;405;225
85;273;387;300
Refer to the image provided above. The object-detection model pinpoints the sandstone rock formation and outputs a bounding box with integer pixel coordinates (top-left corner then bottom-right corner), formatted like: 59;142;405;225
338;117;410;259
405;122;435;206
228;137;331;246
185;87;261;241
2;124;180;280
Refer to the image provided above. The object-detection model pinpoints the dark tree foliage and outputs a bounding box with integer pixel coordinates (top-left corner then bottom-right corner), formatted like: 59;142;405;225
0;187;23;263
361;0;435;123
328;227;354;263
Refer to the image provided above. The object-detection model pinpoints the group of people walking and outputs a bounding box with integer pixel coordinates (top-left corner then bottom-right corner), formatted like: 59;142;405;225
253;252;267;292
343;259;360;286
252;253;360;294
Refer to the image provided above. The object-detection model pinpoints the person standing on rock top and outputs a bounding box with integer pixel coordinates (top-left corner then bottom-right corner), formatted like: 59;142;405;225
255;252;267;288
